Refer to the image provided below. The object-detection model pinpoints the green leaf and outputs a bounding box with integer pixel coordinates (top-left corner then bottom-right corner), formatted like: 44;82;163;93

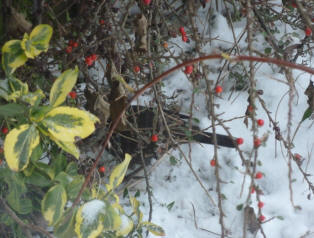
264;47;272;55
1;40;27;74
65;162;79;176
236;204;243;211
41;184;67;226
21;24;53;59
54;208;78;238
4;124;40;171
108;153;132;189
0;103;27;117
0;78;10;101
167;201;175;211
54;171;73;187
4;172;33;214
25;169;52;187
66;175;84;200
169;156;177;166
301;107;313;122
49;67;79;107
141;221;165;236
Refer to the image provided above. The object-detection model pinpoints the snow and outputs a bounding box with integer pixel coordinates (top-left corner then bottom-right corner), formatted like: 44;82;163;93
120;4;314;238
81;199;105;224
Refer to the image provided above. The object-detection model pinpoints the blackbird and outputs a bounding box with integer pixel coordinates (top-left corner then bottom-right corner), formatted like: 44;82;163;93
109;105;236;164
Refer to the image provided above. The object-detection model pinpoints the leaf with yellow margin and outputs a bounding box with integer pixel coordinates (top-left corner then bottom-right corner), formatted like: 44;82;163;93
1;40;27;74
41;184;67;226
50;67;79;107
4;124;40;171
75;199;114;238
41;106;99;143
141;222;165;236
109;153;132;189
21;24;53;59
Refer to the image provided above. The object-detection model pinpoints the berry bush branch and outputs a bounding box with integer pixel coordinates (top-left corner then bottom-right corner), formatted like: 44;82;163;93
71;53;314;210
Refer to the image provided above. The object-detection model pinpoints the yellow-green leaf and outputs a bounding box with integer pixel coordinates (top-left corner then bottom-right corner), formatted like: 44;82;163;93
1;40;27;74
54;208;78;238
21;88;45;105
50;67;79;107
116;214;134;236
75;200;115;238
4;124;40;171
21;24;53;59
41;184;67;226
130;196;143;223
7;77;29;102
109;153;132;189
141;221;165;236
41;106;99;143
52;138;80;159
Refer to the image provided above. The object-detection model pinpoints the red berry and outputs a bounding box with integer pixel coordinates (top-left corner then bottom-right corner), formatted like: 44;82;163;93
247;105;254;113
182;35;188;42
305;26;312;37
72;42;78;48
258;201;264;208
215;85;223;94
236;137;244;145
254;138;261;147
179;27;185;34
85;56;93;66
65;46;72;54
255;172;263;179
143;0;151;5
210;159;216;167
151;134;158;142
69;91;77;99
294;153;301;160
259;215;266;222
91;54;98;61
257;119;264;127
133;65;140;73
184;65;193;75
98;166;106;173
251;186;255;194
2;127;8;134
99;19;105;25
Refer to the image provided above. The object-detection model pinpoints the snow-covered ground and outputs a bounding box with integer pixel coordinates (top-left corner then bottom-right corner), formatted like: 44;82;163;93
123;3;314;238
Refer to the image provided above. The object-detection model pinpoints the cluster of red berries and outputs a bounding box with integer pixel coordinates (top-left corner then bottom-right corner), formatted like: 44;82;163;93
85;54;98;66
184;65;193;75
66;40;79;54
179;27;188;42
